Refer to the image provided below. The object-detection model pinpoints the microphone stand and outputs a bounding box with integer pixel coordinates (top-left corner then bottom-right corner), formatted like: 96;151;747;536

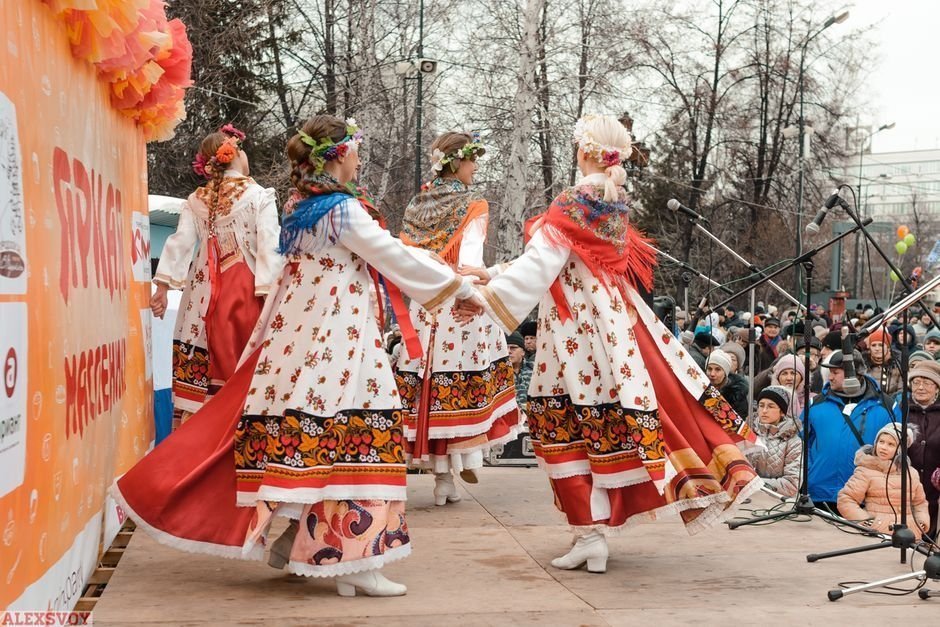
810;274;940;600
645;243;732;328
679;217;804;409
839;201;940;328
726;219;877;533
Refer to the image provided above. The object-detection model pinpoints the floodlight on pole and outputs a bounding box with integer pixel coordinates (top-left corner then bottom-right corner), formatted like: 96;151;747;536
794;10;850;301
852;121;895;296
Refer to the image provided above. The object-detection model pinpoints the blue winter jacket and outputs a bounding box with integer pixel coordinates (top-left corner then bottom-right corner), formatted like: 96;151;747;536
804;376;898;503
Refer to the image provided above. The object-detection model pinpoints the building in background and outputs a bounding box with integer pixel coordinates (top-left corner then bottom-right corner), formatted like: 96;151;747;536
832;148;940;304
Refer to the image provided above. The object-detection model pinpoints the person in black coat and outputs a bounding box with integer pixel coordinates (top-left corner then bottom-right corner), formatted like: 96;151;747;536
705;349;750;419
907;360;940;538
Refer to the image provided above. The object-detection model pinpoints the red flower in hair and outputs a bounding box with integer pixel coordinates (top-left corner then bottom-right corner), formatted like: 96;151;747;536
336;143;349;157
601;150;621;167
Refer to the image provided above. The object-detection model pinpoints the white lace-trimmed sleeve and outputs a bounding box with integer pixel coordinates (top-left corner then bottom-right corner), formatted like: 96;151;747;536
338;200;473;310
478;227;571;333
458;214;488;267
253;187;283;296
153;201;198;289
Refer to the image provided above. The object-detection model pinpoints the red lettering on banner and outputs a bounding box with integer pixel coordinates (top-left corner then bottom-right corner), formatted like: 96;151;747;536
63;339;126;439
53;147;127;304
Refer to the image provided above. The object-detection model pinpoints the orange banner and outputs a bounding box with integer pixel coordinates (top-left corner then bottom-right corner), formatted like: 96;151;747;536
1;1;152;610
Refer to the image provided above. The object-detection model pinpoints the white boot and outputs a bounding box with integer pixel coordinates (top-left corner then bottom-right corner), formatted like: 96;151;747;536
335;569;407;597
550;531;608;573
267;519;299;569
433;472;461;506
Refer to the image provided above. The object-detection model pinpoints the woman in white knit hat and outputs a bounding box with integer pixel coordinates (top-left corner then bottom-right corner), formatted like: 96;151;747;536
706;350;749;418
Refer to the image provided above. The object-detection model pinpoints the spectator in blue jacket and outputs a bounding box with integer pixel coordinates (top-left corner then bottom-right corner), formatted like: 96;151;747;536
805;350;897;510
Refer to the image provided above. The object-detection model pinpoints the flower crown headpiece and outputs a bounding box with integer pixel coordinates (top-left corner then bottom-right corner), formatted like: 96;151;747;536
297;118;363;174
192;124;246;178
430;132;485;174
572;116;632;168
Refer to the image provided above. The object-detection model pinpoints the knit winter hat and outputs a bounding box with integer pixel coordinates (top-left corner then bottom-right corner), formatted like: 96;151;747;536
706;349;733;376
909;359;940;389
720;342;745;371
909;350;935;365
822;330;843;351
773;354;806;381
925;329;940;345
757;385;790;414
874;422;913;448
506;332;525;349
867;328;891;347
694;331;722;348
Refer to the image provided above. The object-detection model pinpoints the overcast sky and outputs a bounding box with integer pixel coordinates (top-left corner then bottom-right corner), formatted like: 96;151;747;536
852;0;940;153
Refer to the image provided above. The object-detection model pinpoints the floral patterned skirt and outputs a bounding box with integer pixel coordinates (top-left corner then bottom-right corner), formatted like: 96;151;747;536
527;285;760;535
396;358;521;473
246;499;411;577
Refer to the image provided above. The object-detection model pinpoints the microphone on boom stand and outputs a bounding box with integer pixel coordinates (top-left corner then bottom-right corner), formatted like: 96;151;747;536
806;190;849;234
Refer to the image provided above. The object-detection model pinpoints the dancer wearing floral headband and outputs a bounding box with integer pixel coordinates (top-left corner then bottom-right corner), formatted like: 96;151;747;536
114;115;480;597
396;132;522;504
467;115;760;573
151;124;282;429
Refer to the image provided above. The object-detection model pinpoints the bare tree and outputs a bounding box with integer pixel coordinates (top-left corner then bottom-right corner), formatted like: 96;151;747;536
497;0;545;258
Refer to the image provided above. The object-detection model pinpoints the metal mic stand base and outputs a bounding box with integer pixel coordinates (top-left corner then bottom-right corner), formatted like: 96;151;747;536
727;493;876;532
829;554;940;602
806;525;920;563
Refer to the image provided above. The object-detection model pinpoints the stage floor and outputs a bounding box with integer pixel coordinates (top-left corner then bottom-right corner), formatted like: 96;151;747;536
93;468;937;625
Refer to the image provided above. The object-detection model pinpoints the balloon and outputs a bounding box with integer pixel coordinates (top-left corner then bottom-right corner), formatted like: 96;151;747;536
890;270;900;282
905;233;916;246
898;225;910;238
896;241;908;255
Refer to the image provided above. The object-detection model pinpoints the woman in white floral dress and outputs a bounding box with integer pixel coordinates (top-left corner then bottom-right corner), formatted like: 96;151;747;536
471;115;760;574
151;124;282;428
396;132;521;504
114;115;477;597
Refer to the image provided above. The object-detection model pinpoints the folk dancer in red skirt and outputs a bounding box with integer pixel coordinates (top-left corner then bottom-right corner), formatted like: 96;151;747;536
114;115;480;596
468;115;761;573
396;132;522;504
151;124;282;429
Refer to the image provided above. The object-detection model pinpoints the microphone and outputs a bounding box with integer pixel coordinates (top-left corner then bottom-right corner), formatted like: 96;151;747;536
667;199;709;223
840;332;862;396
805;190;843;234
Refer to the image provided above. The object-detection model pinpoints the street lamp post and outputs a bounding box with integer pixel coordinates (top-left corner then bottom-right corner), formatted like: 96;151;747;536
853;122;896;297
794;10;849;301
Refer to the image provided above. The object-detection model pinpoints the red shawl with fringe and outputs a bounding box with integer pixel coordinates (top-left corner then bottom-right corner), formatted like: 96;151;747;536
526;185;656;322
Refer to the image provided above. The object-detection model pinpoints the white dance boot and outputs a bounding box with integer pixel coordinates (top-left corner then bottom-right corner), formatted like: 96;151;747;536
267;519;298;569
550;531;608;573
335;569;407;597
433;472;461;506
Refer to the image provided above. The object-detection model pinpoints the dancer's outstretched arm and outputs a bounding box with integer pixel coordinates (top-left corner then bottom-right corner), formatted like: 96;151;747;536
475;227;570;334
338;199;475;310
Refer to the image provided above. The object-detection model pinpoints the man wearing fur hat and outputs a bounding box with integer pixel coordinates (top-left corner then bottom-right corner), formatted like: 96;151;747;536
806;350;896;510
705;349;749;419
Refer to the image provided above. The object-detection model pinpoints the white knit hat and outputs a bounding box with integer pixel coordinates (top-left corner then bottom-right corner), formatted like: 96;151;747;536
706;349;732;376
875;422;914;448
